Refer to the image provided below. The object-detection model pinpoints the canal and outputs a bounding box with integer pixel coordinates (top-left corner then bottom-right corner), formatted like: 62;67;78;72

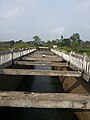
0;65;79;120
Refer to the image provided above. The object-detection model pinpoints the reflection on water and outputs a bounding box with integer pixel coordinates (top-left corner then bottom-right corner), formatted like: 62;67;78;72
30;66;64;93
0;66;78;120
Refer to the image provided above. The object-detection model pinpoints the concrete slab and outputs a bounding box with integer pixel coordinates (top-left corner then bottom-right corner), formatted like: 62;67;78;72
0;91;89;109
15;61;68;67
0;69;82;77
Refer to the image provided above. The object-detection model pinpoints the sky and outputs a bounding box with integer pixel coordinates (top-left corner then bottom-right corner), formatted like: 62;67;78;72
0;0;90;41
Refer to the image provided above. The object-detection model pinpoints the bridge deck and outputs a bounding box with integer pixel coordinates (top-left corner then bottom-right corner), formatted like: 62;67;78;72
29;54;58;58
15;61;68;67
0;69;81;77
0;50;89;110
0;91;89;109
23;57;62;61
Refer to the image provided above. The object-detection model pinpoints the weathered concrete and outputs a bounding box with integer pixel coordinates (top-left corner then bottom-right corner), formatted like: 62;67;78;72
54;66;90;120
0;69;82;77
30;50;55;56
15;61;68;67
0;91;90;109
0;49;90;120
51;49;90;82
22;57;62;62
29;53;58;58
0;48;36;66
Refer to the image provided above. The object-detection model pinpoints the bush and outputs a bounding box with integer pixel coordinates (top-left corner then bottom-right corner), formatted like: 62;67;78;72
79;49;90;55
59;46;72;52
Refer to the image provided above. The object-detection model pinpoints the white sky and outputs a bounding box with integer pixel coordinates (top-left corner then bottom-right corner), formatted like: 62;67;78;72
0;0;90;41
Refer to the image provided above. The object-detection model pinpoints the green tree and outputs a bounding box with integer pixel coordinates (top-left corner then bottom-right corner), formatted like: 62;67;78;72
33;36;41;47
46;40;53;49
61;35;63;39
70;33;80;41
61;38;70;47
70;40;79;51
10;40;15;47
70;33;81;52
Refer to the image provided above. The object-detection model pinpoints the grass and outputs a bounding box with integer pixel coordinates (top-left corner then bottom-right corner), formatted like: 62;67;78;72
0;43;32;51
79;49;90;55
58;46;72;52
14;43;30;49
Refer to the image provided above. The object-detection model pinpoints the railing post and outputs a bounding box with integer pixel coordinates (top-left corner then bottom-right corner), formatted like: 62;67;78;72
19;48;22;60
27;48;29;56
26;48;29;56
10;48;14;65
69;51;72;63
83;53;87;72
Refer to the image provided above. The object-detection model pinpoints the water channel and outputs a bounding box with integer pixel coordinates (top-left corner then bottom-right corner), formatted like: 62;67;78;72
0;65;78;120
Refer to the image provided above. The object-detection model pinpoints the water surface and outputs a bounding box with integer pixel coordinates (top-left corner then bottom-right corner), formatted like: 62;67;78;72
0;65;78;120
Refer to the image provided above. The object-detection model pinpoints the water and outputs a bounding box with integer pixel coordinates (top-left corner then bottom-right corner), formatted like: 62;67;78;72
0;65;78;120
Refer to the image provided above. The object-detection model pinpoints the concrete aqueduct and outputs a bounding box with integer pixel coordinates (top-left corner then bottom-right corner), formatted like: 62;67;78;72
0;48;90;120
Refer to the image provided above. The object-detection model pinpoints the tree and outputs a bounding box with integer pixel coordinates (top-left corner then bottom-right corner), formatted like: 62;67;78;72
18;40;23;43
70;40;79;52
70;33;81;52
70;33;80;41
16;40;24;43
52;40;57;45
10;40;15;47
61;38;70;47
46;40;53;49
61;35;63;39
33;36;41;47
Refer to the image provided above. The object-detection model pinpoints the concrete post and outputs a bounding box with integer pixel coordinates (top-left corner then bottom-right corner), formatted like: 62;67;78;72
19;48;22;60
26;48;29;56
83;53;87;71
69;51;72;63
27;48;29;56
10;48;14;65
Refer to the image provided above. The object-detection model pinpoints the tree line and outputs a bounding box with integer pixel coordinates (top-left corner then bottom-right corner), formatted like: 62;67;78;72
30;33;90;54
0;33;90;54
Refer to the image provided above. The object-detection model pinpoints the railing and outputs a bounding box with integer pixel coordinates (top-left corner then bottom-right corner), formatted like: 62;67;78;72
51;49;90;82
0;48;36;65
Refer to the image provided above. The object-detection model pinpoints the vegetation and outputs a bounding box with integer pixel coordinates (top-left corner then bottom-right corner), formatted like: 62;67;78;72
32;36;41;48
0;40;31;51
0;33;90;55
58;46;72;52
79;49;90;55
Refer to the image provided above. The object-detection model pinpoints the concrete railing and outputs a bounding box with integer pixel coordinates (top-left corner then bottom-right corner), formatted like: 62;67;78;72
0;48;36;66
51;49;90;82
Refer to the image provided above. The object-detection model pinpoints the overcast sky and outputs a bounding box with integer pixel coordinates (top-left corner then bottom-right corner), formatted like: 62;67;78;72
0;0;90;41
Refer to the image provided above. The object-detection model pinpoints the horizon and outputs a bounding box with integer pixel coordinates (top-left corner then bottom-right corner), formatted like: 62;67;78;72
0;0;90;41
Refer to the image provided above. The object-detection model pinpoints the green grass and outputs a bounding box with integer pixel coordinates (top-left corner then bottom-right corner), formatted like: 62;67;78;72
0;44;10;51
58;46;72;52
14;43;30;49
79;49;90;55
0;43;31;51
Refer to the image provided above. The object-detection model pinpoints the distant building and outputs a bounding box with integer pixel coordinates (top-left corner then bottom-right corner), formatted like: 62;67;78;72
53;45;57;48
38;46;48;50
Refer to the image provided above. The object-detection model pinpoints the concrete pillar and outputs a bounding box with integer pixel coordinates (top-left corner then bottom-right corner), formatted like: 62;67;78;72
10;48;14;65
19;48;22;60
83;53;87;72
